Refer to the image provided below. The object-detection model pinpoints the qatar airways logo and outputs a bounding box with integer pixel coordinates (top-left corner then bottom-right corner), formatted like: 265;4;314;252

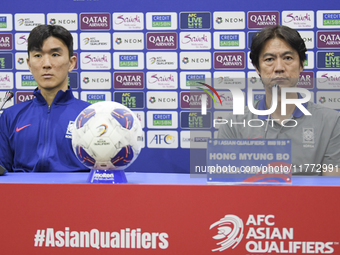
210;214;336;253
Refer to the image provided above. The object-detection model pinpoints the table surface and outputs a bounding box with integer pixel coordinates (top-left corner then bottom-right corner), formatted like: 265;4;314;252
0;172;340;186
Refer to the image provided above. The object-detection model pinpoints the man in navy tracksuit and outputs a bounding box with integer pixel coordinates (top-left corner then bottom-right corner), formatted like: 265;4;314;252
0;25;91;172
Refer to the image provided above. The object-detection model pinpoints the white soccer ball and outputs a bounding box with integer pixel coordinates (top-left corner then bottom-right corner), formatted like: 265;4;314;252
72;101;143;170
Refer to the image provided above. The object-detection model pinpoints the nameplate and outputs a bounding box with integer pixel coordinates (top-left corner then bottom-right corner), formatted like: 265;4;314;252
206;139;292;184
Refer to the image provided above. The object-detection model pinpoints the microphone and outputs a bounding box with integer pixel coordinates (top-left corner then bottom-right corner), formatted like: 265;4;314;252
0;165;7;176
0;91;14;111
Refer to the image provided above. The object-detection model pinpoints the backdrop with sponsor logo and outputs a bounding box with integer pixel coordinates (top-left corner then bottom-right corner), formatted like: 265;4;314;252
0;0;339;173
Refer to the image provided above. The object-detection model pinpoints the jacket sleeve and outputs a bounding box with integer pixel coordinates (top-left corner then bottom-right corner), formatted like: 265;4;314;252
0;112;13;172
322;112;340;167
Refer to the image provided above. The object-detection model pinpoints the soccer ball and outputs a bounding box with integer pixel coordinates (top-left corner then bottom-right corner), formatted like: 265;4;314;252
72;101;143;171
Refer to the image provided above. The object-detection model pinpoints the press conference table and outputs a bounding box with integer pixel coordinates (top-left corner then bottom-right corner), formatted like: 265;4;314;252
1;172;340;185
1;173;340;255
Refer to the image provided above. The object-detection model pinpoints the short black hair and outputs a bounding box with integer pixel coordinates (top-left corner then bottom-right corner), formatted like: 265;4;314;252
250;25;307;70
27;25;73;58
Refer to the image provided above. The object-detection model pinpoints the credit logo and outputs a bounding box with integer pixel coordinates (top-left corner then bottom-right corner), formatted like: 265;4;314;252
0;15;13;31
147;111;178;129
113;52;144;70
317;11;340;28
81;92;111;103
146;12;177;30
16;73;37;88
214;32;245;50
180;72;211;90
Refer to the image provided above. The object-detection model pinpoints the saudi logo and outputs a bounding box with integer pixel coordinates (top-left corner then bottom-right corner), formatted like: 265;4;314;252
210;214;244;252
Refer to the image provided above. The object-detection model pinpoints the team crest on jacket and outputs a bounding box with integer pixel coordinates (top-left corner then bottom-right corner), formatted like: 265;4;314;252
65;121;74;139
303;128;314;148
